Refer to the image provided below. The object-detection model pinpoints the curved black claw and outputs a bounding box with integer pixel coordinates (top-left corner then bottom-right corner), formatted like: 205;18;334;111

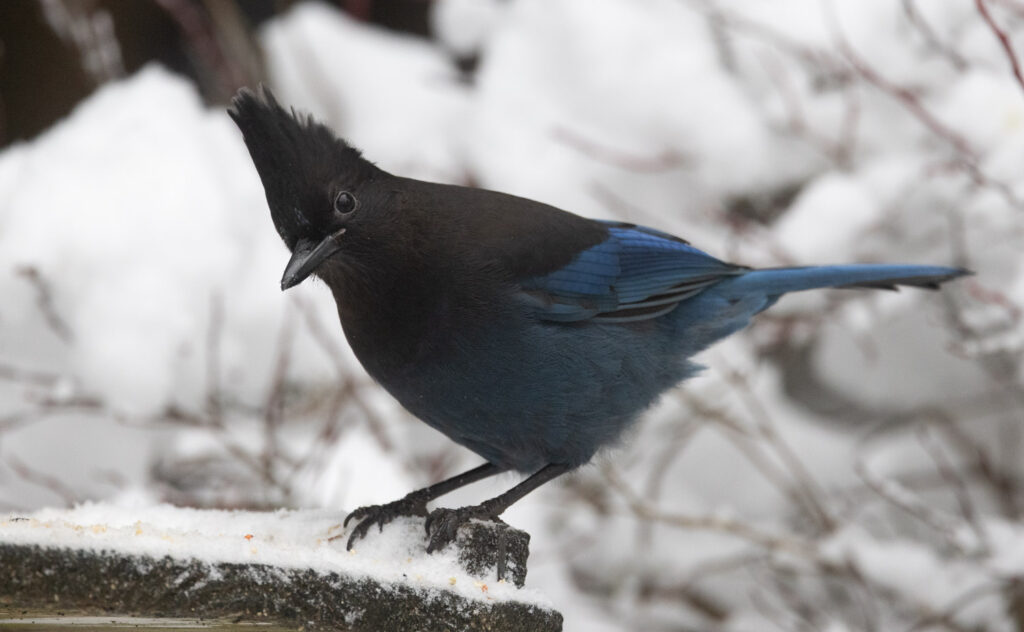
424;505;504;554
339;493;428;550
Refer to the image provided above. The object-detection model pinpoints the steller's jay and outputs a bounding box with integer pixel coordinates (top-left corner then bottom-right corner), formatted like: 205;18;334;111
228;86;968;553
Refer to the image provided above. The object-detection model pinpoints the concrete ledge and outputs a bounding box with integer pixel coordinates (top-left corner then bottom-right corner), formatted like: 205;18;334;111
0;506;561;631
0;543;561;631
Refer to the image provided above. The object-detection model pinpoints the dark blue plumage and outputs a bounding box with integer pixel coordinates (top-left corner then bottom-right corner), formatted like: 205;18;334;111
521;222;743;322
229;86;968;553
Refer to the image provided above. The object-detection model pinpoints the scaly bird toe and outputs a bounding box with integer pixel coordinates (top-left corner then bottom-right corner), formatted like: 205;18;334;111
424;505;504;554
334;493;429;550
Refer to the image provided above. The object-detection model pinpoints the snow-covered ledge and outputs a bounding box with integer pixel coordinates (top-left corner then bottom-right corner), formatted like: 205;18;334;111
0;504;561;631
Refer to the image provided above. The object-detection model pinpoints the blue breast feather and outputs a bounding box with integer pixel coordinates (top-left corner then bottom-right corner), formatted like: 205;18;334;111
520;222;745;323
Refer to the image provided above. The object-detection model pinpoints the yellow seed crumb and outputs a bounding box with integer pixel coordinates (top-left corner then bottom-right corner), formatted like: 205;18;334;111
448;577;457;585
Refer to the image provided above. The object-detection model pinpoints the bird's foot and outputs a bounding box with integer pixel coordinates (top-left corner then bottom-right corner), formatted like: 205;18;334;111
336;492;429;550
424;504;505;554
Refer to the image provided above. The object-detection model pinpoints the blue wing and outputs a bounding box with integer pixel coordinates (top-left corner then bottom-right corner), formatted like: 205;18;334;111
519;221;745;323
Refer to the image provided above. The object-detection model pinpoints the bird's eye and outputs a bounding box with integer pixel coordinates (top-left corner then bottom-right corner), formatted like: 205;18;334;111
333;191;358;218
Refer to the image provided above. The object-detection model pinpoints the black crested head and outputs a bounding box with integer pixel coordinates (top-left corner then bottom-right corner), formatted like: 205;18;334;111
229;86;382;290
228;85;378;253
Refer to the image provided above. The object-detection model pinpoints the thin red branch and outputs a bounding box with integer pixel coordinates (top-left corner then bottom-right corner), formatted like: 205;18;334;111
831;14;1024;210
976;0;1024;96
837;40;977;159
702;0;1024;210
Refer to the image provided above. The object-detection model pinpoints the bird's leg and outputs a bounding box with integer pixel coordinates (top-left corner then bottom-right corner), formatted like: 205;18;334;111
424;463;572;554
339;462;505;550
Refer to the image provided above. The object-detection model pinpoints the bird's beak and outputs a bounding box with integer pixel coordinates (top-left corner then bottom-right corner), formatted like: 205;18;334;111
280;228;346;290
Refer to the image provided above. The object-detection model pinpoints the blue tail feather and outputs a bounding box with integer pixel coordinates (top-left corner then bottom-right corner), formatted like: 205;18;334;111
715;264;969;299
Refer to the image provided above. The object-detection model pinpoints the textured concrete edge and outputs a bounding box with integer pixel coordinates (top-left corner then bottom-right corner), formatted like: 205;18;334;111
0;544;562;632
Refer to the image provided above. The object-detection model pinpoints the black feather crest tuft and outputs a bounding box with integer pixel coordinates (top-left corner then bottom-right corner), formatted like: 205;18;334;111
228;85;378;248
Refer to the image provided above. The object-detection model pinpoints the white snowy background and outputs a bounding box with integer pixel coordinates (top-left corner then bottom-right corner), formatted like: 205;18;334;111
2;0;1024;630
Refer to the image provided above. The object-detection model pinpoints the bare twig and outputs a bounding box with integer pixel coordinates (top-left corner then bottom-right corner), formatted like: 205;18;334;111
902;0;970;71
605;464;819;556
818;0;975;159
683;0;846;72
759;51;853;165
976;0;1024;96
916;423;989;552
682;390;821;516
281;376;354;489
853;458;966;549
0;363;62;387
15;266;73;343
699;0;1024;211
260;304;297;497
934;413;1022;519
720;365;837;532
904;581;1006;632
204;292;224;424
826;4;1024;212
637;418;701;549
0;395;102;433
294;294;394;453
834;40;976;159
4;453;80;506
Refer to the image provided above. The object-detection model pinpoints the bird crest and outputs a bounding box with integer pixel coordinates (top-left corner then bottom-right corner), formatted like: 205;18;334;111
228;85;376;248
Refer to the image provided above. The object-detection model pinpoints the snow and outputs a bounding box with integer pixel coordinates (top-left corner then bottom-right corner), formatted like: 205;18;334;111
820;525;1002;630
464;0;816;224
0;67;306;415
774;172;882;262
2;0;1024;630
260;3;471;182
0;502;549;607
431;0;508;57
